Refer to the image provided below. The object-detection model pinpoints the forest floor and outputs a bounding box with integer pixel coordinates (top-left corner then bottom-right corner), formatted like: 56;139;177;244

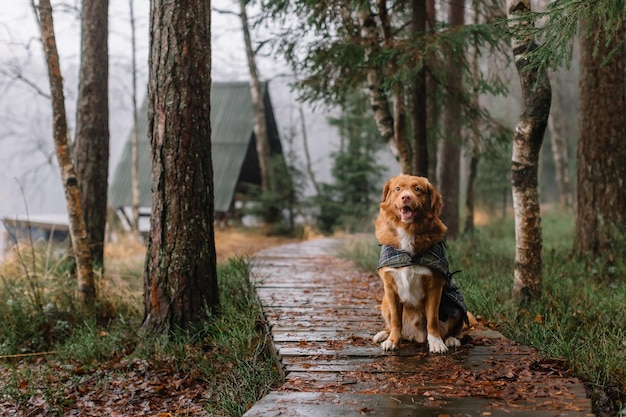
0;227;304;417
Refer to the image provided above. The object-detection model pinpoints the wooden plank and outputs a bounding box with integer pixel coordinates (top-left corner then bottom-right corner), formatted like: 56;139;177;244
262;309;382;322
271;321;378;332
243;392;592;417
276;344;427;358
271;330;375;343
283;356;429;373
280;349;538;373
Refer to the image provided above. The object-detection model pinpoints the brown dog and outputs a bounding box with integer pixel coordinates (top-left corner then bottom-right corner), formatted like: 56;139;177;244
373;175;466;354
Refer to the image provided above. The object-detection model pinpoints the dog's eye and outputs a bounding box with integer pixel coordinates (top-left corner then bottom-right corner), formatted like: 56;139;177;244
414;187;422;192
395;187;401;192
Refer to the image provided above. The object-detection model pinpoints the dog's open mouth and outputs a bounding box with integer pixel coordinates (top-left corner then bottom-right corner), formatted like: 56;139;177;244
400;206;414;222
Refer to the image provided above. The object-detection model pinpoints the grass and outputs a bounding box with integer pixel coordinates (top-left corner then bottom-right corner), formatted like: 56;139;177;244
342;211;626;416
0;239;281;416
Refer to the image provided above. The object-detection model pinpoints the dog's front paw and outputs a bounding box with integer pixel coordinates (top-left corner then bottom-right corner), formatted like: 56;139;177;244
427;334;448;354
380;339;400;351
373;331;389;343
445;336;461;348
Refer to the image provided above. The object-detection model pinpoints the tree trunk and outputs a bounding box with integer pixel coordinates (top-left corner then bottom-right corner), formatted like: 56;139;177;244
298;105;321;196
129;0;141;233
36;0;96;304
575;17;626;256
535;0;572;211
377;0;412;175
437;0;464;239
437;137;460;238
464;0;481;235
358;10;407;172
507;0;551;300
143;0;218;332
240;0;274;192
464;156;479;233
547;73;572;210
425;0;438;182
393;87;411;174
74;0;109;270
411;0;428;177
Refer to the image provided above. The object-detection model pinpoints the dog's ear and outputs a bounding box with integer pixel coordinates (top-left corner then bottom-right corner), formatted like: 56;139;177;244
381;178;393;203
428;182;444;217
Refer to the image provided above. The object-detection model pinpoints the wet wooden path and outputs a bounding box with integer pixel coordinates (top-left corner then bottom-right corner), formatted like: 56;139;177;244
243;237;594;417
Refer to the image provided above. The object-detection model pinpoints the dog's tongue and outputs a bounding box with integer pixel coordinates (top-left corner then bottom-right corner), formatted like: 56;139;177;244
400;206;414;221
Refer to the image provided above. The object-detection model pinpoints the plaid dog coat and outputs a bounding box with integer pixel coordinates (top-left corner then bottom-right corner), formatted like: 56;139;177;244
377;241;469;324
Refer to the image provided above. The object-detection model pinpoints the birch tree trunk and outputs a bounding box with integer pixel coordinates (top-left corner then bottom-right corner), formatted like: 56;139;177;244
507;0;551;300
358;10;410;173
240;0;275;192
377;0;412;175
36;0;96;303
74;0;109;269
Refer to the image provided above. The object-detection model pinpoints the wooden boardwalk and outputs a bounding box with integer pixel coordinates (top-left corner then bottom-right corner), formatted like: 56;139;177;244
244;237;594;417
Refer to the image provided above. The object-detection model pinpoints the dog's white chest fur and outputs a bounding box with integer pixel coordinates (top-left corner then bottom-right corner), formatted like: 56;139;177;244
389;227;432;307
387;265;432;307
396;227;416;255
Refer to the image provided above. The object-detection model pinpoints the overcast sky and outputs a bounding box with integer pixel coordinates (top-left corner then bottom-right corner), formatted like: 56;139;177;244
0;2;339;212
0;0;397;256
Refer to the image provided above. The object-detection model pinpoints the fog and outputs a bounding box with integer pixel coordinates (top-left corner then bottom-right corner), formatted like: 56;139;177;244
0;1;399;255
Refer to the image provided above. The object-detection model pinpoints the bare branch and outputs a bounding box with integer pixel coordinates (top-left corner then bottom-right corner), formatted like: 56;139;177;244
0;68;51;99
212;7;239;17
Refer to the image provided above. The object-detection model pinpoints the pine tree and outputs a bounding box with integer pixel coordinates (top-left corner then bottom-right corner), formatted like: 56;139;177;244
143;0;218;332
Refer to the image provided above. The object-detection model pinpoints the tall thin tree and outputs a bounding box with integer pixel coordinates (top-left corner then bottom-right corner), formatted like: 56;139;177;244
298;104;321;195
411;0;428;177
437;0;464;239
74;0;110;270
358;9;406;171
34;0;96;303
537;0;572;211
464;0;482;234
425;0;438;182
546;73;572;209
507;0;551;300
240;0;275;192
129;0;141;234
377;0;412;175
143;0;218;332
464;44;480;234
